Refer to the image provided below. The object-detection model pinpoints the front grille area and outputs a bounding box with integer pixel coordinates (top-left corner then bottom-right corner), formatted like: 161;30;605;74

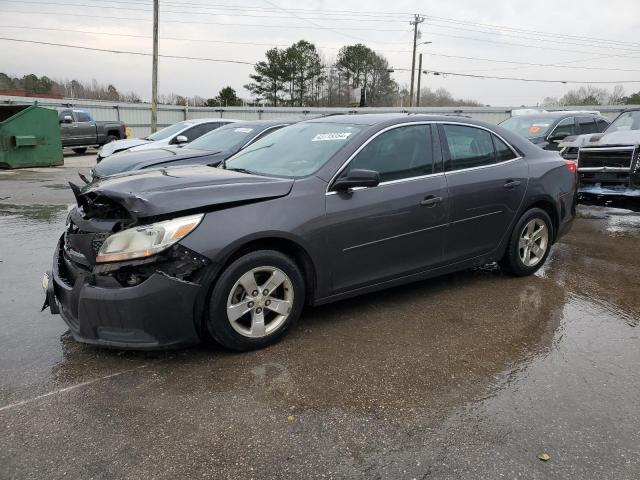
579;148;635;169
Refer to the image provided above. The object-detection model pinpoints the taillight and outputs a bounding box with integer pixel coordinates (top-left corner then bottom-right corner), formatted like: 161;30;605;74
564;159;577;177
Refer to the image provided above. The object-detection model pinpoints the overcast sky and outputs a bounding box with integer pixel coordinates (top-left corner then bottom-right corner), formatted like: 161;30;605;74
2;0;640;105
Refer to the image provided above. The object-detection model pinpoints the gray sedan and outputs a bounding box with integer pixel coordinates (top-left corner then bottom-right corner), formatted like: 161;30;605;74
44;114;576;351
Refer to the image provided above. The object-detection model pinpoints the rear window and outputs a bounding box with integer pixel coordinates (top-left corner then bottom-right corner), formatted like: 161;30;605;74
500;117;554;138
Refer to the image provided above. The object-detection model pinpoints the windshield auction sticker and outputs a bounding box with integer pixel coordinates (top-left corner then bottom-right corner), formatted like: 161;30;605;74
312;132;352;142
234;128;254;133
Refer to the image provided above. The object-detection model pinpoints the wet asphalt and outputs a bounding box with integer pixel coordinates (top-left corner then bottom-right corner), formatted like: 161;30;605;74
0;153;639;479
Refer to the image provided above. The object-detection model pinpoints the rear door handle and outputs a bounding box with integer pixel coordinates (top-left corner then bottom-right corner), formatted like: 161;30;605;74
420;195;442;207
503;179;521;189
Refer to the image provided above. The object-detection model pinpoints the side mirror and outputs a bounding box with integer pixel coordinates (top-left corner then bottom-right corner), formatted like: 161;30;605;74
62;115;73;124
332;169;380;192
175;135;189;144
548;132;569;142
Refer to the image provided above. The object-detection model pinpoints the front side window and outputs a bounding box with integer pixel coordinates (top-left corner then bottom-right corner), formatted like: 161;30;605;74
179;123;219;142
551;117;576;137
74;110;92;122
225;122;362;178
146;121;192;141
342;124;433;182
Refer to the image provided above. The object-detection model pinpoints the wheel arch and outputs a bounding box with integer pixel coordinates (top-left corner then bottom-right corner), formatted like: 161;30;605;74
520;196;559;242
216;234;318;306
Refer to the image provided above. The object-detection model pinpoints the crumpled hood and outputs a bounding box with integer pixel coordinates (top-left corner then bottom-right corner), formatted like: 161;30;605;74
79;165;294;218
559;130;640;149
99;138;151;158
93;147;228;179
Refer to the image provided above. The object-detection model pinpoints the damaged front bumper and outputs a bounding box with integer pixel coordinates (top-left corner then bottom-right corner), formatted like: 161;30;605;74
45;236;207;350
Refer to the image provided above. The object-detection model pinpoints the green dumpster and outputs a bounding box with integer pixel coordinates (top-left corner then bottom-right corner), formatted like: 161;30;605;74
0;103;63;169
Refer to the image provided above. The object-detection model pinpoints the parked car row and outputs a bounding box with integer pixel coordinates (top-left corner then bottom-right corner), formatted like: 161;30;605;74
501;108;640;198
43;114;577;352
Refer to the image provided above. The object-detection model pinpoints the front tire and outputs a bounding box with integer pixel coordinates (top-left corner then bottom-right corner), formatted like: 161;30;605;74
206;250;305;351
72;147;87;154
500;208;553;276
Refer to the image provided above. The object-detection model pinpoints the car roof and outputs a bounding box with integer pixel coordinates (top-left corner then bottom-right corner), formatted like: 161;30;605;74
506;112;604;120
304;113;502;127
183;117;238;125
217;119;297;129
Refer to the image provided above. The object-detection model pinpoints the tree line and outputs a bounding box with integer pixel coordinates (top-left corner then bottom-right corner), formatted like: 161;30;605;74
0;73;142;103
541;85;638;107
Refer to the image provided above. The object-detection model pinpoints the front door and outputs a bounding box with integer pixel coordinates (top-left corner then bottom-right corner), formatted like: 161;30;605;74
73;110;96;145
438;123;528;263
325;124;448;293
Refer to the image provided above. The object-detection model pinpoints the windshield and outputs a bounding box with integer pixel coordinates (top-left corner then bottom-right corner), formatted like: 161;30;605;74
500;117;554;138
606;110;640;133
188;125;257;152
146;121;192;141
224;122;362;178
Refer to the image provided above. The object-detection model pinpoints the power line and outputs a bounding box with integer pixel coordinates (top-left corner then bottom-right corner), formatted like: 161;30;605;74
2;9;408;31
425;52;640;73
0;37;256;65
423;14;640;50
424;22;640;54
425;70;640;84
425;31;640;59
6;0;409;24
0;24;416;53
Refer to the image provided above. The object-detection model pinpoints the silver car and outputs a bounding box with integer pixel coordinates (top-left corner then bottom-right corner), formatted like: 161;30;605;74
96;118;239;162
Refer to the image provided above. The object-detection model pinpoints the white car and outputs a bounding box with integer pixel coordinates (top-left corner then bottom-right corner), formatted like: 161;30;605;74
96;118;239;162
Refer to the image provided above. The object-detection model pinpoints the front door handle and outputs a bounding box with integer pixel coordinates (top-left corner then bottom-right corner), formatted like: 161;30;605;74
420;195;442;207
503;179;521;189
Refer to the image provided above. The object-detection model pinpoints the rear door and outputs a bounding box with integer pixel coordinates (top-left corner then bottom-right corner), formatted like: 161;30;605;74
577;116;599;135
325;123;448;292
439;123;527;263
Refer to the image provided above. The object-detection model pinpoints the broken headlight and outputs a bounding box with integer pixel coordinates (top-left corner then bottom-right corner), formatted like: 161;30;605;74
95;213;204;263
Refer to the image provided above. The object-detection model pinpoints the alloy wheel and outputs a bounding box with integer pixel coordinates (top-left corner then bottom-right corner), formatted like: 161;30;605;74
518;218;549;267
226;266;294;338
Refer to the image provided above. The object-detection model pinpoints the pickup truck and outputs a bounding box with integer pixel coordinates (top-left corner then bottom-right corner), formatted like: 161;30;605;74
559;108;640;198
57;108;127;154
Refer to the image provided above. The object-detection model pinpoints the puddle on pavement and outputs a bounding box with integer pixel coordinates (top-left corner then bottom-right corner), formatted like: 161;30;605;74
0;203;69;223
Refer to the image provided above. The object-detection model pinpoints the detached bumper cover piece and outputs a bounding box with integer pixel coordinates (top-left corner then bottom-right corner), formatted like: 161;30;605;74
50;239;202;349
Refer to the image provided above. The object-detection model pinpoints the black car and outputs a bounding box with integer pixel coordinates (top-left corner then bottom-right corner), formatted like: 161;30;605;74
44;114;577;352
90;119;293;181
500;111;609;151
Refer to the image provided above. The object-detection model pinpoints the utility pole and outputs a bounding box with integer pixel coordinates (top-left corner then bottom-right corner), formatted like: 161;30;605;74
151;0;159;133
409;14;424;107
416;53;423;107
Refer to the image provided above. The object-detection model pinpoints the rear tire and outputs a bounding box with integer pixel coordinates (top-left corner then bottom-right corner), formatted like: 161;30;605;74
500;208;553;277
72;147;87;154
206;250;305;351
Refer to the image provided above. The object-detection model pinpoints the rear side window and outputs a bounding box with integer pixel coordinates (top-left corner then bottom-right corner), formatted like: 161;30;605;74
345;124;433;182
596;119;609;132
493;136;517;162
442;124;494;170
577;117;598;134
